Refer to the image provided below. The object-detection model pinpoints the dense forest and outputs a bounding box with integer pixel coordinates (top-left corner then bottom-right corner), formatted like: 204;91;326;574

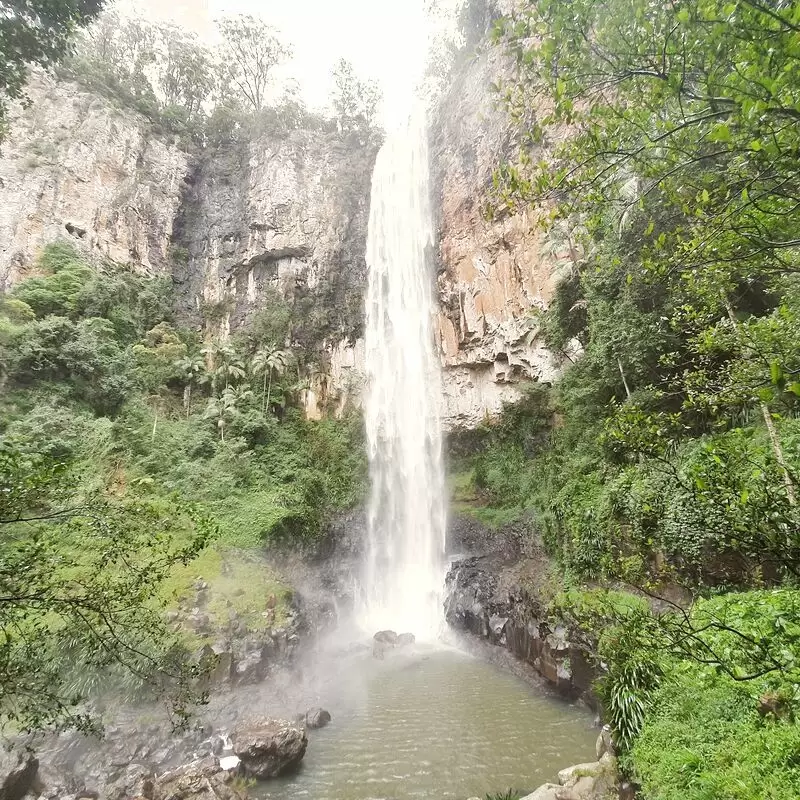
456;0;800;797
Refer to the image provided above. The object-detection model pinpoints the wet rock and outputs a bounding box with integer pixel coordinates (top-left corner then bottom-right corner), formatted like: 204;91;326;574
489;615;508;641
397;632;416;647
0;749;39;800
152;756;246;800
373;630;398;645
231;719;307;779
519;784;561;800
305;708;332;729
619;781;637;800
595;725;615;760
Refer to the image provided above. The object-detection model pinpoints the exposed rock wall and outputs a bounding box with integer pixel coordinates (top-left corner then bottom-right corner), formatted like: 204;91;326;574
172;128;376;418
431;31;565;429
0;73;376;418
0;71;189;290
445;514;597;704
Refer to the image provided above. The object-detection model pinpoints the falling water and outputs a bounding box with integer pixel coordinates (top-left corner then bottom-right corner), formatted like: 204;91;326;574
358;112;447;639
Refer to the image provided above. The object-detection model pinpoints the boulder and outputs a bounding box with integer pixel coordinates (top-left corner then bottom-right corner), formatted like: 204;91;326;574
397;632;416;647
231;719;307;779
373;630;398;645
152;757;246;800
555;752;619;799
305;707;332;729
519;784;561;800
0;749;39;800
595;725;615;760
557;761;603;786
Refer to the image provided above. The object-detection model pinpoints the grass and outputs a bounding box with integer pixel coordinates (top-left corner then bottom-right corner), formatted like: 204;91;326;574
449;467;525;529
161;546;291;649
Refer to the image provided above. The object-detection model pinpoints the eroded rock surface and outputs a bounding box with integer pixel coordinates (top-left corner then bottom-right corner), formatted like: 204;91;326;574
444;514;595;701
304;708;332;730
147;757;247;800
231;719;307;779
0;71;188;290
431;36;568;429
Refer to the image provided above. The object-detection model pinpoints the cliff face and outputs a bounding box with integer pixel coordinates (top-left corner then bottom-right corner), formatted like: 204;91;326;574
431;41;564;429
171;126;376;418
0;71;188;289
0;41;561;431
0;72;376;418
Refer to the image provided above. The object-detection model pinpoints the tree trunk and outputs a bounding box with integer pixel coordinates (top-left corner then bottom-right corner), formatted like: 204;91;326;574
152;408;158;443
266;368;274;414
618;357;632;400
724;298;796;506
760;401;796;506
262;371;268;414
184;384;192;418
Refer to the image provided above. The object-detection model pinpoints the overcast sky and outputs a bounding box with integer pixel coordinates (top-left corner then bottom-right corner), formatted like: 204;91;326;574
121;0;453;128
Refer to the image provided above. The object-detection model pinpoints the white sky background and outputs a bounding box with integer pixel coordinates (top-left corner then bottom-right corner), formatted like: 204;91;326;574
119;0;460;129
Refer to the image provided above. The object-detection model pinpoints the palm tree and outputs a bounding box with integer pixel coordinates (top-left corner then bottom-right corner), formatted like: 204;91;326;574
174;354;207;417
203;341;247;392
203;387;239;442
251;345;291;414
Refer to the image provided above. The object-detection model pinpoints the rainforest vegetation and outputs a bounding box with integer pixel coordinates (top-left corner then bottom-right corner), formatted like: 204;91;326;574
457;0;800;796
0;241;366;734
0;1;378;737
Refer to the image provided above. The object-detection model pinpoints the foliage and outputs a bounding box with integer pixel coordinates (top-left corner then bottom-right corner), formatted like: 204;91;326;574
330;58;382;137
629;592;800;800
463;2;800;794
216;15;289;112
0;242;367;736
470;0;800;587
63;9;364;143
0;0;104;139
0;442;214;735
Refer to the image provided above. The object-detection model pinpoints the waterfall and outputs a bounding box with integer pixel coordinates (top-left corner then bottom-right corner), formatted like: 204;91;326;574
358;112;447;640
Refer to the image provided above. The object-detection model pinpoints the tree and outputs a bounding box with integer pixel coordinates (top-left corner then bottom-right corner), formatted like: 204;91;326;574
202;342;246;392
157;23;214;120
174;354;207;417
216;15;289;111
251;345;291;414
0;0;105;139
71;8;158;102
203;386;239;441
330;58;381;135
492;0;800;521
0;443;214;734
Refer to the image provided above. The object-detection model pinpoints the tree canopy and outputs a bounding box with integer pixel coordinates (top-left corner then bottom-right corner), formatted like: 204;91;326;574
0;0;104;138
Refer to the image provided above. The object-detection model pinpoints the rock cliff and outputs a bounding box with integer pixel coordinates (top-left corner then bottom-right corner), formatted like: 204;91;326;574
0;71;188;289
431;38;565;429
0;71;376;419
0;25;563;431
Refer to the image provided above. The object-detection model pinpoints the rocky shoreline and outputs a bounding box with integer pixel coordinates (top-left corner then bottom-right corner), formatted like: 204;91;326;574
445;515;598;705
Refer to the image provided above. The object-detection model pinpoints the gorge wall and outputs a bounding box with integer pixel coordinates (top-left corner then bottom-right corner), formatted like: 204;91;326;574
430;26;566;429
0;29;564;430
0;71;376;420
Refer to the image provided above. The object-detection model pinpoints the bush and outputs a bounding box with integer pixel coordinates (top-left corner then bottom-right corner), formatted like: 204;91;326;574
632;663;800;800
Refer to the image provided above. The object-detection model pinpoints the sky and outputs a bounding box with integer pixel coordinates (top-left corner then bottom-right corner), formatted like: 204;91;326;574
122;0;453;129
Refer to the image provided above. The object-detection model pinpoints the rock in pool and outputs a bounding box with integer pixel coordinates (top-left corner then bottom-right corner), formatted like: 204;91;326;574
305;707;332;729
231;718;308;779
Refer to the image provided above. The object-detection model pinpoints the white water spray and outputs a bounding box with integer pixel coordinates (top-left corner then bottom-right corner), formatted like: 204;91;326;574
358;112;447;639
